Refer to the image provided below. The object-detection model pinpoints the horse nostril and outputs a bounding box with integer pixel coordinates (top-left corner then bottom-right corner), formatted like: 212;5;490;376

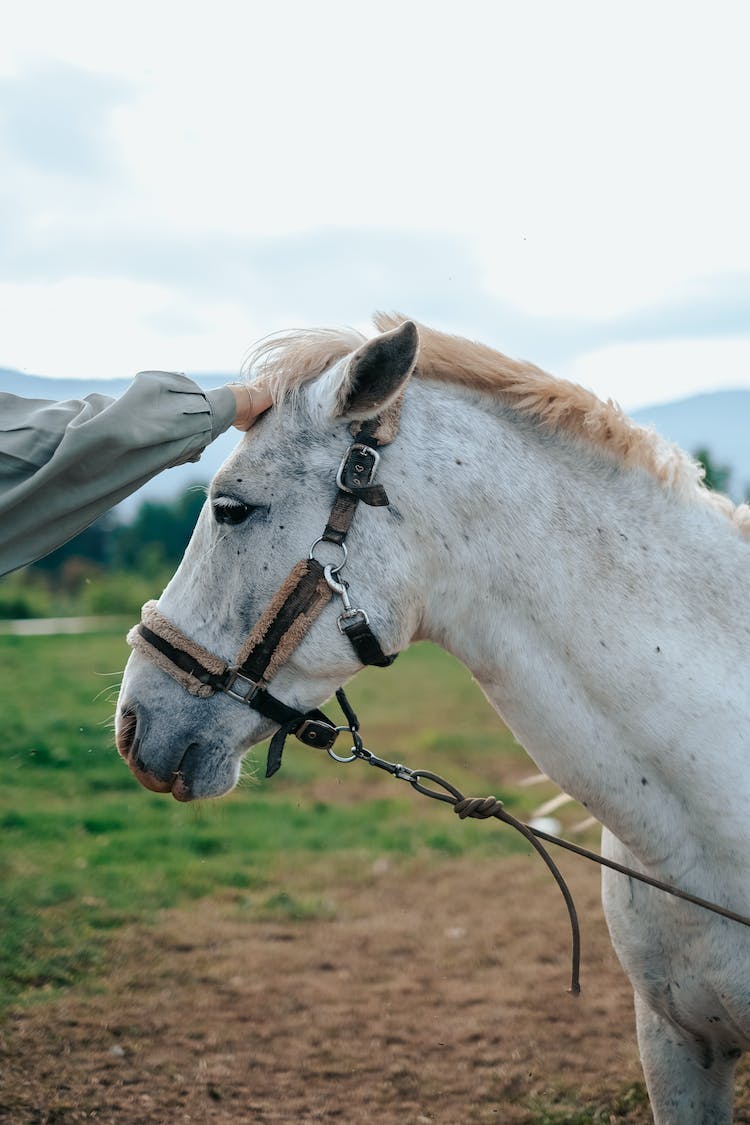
116;707;138;760
115;707;173;794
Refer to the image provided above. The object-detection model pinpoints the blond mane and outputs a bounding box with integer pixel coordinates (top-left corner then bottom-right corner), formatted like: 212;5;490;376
246;314;750;539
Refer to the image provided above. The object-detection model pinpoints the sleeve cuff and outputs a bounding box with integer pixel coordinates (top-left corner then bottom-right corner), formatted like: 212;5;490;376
205;385;237;440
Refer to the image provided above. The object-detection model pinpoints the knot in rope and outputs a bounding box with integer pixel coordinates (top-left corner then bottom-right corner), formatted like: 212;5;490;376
453;795;504;820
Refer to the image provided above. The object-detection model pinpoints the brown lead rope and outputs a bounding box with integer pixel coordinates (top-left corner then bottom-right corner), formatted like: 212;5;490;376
417;776;583;995
452;786;750;992
329;689;750;996
331;690;582;993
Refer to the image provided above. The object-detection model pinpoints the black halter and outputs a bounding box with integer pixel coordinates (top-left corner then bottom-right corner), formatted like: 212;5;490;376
128;416;398;778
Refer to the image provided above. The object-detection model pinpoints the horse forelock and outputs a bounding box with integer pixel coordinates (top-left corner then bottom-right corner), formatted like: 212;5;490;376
244;326;366;404
243;312;750;539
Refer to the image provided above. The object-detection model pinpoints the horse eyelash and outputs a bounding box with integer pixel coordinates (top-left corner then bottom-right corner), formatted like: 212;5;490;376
212;498;268;526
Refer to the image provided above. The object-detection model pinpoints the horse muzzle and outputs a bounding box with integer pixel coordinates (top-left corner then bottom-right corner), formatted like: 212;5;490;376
115;703;243;801
115;706;183;798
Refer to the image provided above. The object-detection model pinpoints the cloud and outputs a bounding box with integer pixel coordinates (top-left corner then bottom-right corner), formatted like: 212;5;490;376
3;205;747;358
0;61;131;178
466;275;750;375
0;219;487;326
0;59;747;400
0;231;495;378
1;213;749;398
0;61;135;276
563;336;750;411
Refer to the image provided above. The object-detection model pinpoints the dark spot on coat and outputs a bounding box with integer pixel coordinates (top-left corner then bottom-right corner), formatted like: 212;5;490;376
641;777;648;785
656;645;661;653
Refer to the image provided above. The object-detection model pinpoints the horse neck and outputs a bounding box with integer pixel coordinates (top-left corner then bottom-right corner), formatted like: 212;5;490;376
402;382;750;870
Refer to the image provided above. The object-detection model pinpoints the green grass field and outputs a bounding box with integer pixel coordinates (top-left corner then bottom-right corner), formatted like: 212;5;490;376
0;629;544;1015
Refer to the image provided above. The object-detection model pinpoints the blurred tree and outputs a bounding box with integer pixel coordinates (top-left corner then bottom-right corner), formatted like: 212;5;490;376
0;484;209;614
110;486;207;573
694;448;731;494
14;484;207;583
31;511;117;575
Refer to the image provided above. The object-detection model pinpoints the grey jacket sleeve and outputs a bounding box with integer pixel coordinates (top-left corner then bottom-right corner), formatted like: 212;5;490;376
0;371;237;576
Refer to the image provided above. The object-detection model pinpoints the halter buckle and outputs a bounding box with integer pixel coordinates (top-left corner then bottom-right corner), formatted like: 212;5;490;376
337;608;369;633
295;717;338;750
336;443;381;494
223;669;260;704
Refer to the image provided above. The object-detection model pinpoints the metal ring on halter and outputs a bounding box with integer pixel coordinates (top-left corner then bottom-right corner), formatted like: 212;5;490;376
308;537;348;575
327;744;358;763
323;564;347;597
326;723;362;763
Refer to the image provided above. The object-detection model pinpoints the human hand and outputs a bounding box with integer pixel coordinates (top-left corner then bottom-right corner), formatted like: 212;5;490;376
228;380;273;431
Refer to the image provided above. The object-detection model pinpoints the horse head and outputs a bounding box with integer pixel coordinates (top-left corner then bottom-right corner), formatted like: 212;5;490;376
116;320;423;800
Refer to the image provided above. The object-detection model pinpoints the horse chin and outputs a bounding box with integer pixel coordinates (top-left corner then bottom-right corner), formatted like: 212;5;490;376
168;748;242;802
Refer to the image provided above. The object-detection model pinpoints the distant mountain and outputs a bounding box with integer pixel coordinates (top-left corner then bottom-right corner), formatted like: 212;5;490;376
3;368;750;509
631;390;750;500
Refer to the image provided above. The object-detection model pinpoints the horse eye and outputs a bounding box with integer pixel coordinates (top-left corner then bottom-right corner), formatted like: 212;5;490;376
212;498;262;526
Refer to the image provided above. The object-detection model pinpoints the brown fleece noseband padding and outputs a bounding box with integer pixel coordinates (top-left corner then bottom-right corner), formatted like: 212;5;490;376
127;602;226;697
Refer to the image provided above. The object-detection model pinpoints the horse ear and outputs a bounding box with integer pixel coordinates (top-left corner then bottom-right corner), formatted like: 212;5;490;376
334;320;419;419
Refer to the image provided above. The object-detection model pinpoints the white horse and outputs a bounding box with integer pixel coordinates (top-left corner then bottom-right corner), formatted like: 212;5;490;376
117;315;750;1123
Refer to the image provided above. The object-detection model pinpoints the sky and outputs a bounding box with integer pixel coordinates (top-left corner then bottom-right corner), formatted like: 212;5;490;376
1;0;749;411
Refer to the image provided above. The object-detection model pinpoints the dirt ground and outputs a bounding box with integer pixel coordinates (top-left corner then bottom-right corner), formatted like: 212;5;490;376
2;854;749;1124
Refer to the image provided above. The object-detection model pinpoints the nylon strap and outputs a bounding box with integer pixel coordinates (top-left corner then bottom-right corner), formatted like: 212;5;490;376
341;616;396;667
233;558;332;685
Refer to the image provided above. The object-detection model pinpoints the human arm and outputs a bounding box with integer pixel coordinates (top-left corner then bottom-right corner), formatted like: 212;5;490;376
0;370;268;576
